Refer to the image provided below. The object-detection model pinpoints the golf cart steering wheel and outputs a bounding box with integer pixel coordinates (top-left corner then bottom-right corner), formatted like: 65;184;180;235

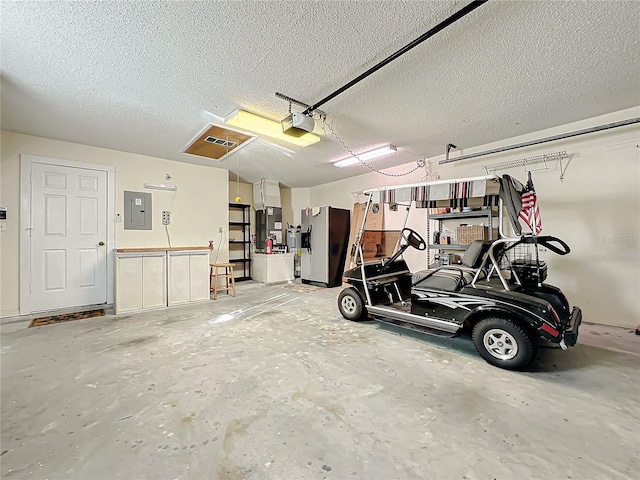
401;228;426;251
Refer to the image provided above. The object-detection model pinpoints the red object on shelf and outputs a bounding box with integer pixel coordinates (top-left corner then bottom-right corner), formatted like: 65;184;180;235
266;238;273;254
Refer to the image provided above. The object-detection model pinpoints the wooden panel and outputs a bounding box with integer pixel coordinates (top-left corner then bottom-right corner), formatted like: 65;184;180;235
115;256;143;313
142;255;166;309
44;195;67;236
184;125;253;160
42;171;66;189
189;253;210;302
168;254;191;305
78;248;98;287
43;249;66;291
78;197;98;236
115;246;209;253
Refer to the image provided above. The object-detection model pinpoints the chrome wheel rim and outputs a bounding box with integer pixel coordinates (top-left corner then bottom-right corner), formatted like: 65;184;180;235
483;328;518;360
341;295;357;315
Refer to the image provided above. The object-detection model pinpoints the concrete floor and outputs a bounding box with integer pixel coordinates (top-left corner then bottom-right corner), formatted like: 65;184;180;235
1;281;638;480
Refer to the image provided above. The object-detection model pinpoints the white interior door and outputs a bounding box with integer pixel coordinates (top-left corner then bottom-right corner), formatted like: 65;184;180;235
30;162;108;312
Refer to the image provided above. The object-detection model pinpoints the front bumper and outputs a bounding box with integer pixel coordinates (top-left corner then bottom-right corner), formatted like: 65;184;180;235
563;306;582;347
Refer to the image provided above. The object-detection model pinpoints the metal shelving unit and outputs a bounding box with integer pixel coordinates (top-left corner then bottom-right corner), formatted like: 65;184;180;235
428;208;497;264
228;203;251;281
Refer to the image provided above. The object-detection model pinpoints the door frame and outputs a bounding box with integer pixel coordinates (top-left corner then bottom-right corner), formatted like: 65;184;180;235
20;154;115;315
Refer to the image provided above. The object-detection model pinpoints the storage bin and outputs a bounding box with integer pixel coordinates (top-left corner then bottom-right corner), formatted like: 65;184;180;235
456;225;488;245
511;259;548;285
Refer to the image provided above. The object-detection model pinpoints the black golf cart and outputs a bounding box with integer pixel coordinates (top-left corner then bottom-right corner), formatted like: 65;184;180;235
338;175;582;370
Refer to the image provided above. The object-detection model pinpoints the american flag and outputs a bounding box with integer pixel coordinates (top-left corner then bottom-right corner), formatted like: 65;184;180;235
519;171;542;234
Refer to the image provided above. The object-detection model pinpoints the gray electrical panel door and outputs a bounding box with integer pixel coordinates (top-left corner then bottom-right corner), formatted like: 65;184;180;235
124;191;152;230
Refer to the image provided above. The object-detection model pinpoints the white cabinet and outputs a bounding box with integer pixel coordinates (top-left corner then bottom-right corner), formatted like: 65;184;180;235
253;253;294;284
167;250;210;306
115;247;209;314
115;252;166;313
142;254;167;308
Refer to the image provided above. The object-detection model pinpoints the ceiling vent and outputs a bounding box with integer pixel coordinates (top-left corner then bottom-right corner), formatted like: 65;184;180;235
183;125;256;161
204;136;236;148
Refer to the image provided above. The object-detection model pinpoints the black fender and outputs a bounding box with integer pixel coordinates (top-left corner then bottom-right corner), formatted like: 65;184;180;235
462;304;559;342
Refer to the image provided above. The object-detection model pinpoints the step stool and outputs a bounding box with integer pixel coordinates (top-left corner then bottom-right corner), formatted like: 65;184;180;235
210;263;236;300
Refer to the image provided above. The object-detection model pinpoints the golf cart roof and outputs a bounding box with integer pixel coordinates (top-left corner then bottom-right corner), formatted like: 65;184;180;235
361;174;500;195
359;173;528;237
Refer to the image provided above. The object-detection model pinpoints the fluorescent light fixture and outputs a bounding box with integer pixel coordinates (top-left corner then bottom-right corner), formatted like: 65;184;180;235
225;110;320;147
333;144;397;168
144;183;177;191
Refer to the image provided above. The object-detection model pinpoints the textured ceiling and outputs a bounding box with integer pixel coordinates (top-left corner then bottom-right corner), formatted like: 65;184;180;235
2;1;639;187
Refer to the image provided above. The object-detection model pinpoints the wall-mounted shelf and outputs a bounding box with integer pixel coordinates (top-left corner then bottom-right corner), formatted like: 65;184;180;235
483;151;571;181
428;244;468;251
430;210;494;220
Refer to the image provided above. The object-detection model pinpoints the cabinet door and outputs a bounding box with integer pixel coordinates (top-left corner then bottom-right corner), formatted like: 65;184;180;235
115;255;143;313
142;253;166;309
189;253;210;302
168;253;191;305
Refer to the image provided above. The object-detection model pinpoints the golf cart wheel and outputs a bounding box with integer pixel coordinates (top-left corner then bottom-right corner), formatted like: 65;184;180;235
472;317;536;370
338;288;366;321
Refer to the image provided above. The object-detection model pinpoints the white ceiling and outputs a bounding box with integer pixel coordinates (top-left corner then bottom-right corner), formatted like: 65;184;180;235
2;1;639;187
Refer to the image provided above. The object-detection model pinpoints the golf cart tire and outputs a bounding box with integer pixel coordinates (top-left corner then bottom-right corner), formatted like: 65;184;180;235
338;288;367;322
472;317;537;370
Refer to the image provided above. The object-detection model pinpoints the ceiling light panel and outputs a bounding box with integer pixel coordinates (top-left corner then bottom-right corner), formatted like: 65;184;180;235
225;110;320;147
333;144;397;168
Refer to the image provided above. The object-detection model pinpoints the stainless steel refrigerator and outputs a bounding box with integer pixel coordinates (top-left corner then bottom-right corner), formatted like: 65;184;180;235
300;206;350;287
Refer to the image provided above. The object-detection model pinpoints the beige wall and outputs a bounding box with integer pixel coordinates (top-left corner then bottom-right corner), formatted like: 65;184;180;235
0;131;229;317
302;107;640;328
288;188;310;227
280;187;292;231
228;180;255;237
227;180;253;206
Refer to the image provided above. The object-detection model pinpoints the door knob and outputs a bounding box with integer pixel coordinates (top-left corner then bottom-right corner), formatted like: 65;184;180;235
98;241;105;246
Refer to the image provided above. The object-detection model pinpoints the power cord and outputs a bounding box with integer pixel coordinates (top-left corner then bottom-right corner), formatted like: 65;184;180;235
213;229;225;264
165;225;172;248
164;187;178;248
322;116;425;177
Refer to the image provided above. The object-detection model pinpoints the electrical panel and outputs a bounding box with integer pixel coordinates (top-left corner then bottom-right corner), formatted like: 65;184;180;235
124;191;152;230
162;211;170;225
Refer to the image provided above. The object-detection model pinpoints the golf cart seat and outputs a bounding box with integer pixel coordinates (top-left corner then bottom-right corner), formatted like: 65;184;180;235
412;240;495;291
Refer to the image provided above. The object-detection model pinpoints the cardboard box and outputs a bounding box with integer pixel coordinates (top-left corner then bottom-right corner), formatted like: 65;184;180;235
346;202;384;268
359;231;400;260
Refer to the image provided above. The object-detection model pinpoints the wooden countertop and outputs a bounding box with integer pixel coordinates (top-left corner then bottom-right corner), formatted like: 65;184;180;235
114;247;210;253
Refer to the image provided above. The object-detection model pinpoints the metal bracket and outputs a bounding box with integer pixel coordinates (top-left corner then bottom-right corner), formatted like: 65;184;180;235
445;143;458;162
275;92;325;116
559;155;572;182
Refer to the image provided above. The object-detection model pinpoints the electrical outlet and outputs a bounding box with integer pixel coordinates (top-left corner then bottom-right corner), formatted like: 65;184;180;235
162;211;171;225
116;213;122;222
218;226;223;233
